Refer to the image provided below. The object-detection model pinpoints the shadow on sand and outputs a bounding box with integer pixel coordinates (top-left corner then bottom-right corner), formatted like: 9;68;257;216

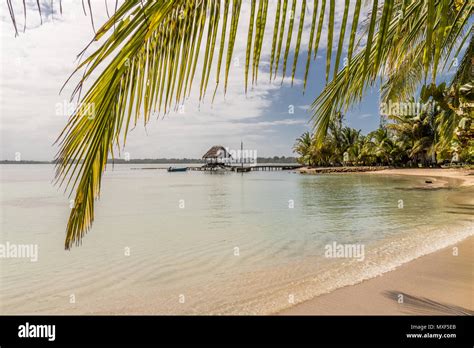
384;291;473;315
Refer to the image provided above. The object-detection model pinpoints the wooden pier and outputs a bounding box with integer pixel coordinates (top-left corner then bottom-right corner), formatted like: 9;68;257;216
188;164;303;172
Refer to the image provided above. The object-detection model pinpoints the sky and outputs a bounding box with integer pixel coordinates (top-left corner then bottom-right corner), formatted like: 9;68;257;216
0;1;404;160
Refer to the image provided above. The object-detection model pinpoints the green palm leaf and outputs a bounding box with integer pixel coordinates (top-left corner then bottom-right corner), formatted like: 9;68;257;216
291;0;306;85
303;0;319;91
281;0;298;82
334;0;349;80
325;0;335;83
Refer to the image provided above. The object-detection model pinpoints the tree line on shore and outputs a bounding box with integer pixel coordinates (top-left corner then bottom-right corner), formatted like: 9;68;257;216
294;82;473;167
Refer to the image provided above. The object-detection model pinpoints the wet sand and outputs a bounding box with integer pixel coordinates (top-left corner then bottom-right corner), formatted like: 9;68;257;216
298;167;474;188
279;236;473;315
371;168;474;188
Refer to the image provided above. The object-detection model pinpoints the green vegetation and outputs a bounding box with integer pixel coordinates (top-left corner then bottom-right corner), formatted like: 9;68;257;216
295;82;474;167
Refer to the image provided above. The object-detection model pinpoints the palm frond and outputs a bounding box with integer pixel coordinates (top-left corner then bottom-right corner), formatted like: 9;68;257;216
312;0;472;144
345;0;361;84
325;0;335;83
291;0;306;86
334;0;349;80
303;0;318;90
281;0;297;82
450;34;473;86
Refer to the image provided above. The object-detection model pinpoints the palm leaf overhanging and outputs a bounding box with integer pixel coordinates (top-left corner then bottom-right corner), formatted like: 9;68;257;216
6;0;473;248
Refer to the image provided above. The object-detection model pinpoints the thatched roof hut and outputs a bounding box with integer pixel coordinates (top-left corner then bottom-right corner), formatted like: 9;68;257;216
202;145;232;164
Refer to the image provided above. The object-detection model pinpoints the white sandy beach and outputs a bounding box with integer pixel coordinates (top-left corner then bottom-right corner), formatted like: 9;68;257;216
280;168;473;315
372;168;474;188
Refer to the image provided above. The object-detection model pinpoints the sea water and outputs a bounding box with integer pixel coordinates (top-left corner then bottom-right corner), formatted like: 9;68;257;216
0;164;472;314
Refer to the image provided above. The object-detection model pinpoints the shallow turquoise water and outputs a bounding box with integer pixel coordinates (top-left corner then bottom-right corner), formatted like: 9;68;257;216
0;164;472;314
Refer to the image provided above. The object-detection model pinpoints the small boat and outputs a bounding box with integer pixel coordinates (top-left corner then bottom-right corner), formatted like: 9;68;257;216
167;166;188;172
235;167;251;172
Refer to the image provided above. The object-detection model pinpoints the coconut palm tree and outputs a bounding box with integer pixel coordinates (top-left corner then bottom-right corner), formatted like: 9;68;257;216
363;127;398;165
387;102;438;166
340;127;362;165
421;56;474;164
6;0;472;248
293;132;314;166
311;137;336;166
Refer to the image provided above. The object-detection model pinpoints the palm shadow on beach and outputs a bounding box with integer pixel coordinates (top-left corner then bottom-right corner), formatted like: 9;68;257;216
384;291;473;315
